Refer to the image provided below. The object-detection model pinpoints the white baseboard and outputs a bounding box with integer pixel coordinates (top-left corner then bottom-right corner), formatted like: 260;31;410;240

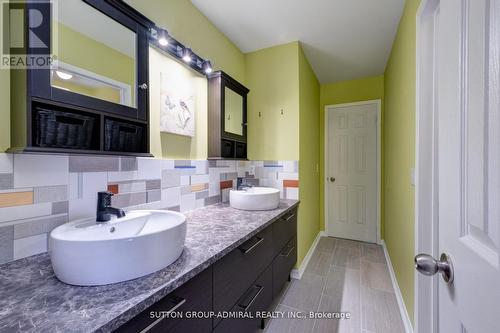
291;231;326;280
381;240;414;333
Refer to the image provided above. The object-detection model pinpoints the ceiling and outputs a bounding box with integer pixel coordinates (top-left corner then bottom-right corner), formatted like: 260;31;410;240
190;0;405;83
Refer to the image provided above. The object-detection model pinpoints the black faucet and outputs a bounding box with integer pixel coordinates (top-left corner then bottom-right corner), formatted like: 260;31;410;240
96;191;126;222
236;177;253;191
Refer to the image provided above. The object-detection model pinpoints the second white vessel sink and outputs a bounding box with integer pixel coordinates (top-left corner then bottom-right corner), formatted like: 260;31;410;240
50;210;187;286
230;187;281;211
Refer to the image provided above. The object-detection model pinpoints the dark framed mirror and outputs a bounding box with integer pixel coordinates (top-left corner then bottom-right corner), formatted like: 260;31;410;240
208;71;249;160
222;81;247;141
9;0;155;156
28;0;150;120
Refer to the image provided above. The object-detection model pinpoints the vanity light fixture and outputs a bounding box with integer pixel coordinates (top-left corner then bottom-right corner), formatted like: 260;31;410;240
203;60;213;74
182;48;192;63
56;71;73;80
149;25;214;76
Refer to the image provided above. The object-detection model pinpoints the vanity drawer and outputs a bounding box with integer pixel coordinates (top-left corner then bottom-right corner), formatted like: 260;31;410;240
272;208;297;257
213;263;273;333
213;226;273;320
273;237;297;299
115;267;212;333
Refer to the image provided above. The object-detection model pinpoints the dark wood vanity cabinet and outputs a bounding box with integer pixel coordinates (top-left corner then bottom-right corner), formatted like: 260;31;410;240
115;267;213;333
272;209;298;298
213;264;273;333
272;238;297;299
212;208;297;332
208;71;250;159
213;226;273;323
272;209;298;257
117;207;298;333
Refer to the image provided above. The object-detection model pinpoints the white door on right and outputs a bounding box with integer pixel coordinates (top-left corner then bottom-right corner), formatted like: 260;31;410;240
326;102;378;244
433;0;500;332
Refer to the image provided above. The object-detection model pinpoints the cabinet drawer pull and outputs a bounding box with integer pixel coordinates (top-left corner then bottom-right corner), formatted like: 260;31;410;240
285;213;296;222
140;296;186;333
280;245;296;257
237;285;264;312
239;236;264;254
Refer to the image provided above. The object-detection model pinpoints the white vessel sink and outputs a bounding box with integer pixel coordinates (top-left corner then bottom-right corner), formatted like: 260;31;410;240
230;187;281;211
49;210;187;286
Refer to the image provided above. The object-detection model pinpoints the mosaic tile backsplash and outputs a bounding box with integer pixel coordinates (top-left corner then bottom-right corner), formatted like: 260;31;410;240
0;154;299;265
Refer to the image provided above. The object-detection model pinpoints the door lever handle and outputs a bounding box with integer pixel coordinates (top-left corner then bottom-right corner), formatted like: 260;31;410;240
415;253;454;284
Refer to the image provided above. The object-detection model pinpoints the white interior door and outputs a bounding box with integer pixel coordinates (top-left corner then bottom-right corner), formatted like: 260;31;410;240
326;102;378;244
425;0;500;331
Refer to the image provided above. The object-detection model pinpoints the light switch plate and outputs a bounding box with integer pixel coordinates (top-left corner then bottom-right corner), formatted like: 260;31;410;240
249;165;255;176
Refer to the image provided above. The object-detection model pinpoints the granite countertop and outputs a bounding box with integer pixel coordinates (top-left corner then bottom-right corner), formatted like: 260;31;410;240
0;200;299;333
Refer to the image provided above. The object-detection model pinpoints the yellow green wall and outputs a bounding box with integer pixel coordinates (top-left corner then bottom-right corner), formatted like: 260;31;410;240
319;75;385;233
245;41;320;266
384;0;421;323
10;68;26;149
149;48;208;159
53;23;136;105
320;76;385;107
298;45;321;266
55;23;135;99
2;5;11;150
246;42;300;161
0;69;9;151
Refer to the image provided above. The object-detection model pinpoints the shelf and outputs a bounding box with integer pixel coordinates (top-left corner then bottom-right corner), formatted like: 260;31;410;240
29;100;150;156
9;146;154;158
207;157;249;161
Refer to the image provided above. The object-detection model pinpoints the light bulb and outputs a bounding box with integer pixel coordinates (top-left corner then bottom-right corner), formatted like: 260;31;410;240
182;48;192;63
203;60;213;74
159;37;168;46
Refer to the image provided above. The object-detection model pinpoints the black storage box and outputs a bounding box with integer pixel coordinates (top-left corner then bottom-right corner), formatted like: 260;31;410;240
105;118;145;153
35;107;96;149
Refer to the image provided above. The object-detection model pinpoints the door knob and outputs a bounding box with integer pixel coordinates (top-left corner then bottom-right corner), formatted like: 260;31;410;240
415;253;454;284
328;177;336;182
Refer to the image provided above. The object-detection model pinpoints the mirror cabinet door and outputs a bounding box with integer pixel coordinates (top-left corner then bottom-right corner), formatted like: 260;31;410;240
51;0;137;108
224;87;244;136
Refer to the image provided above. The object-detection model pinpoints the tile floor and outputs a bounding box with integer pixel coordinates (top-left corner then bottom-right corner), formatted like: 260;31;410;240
264;237;405;333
